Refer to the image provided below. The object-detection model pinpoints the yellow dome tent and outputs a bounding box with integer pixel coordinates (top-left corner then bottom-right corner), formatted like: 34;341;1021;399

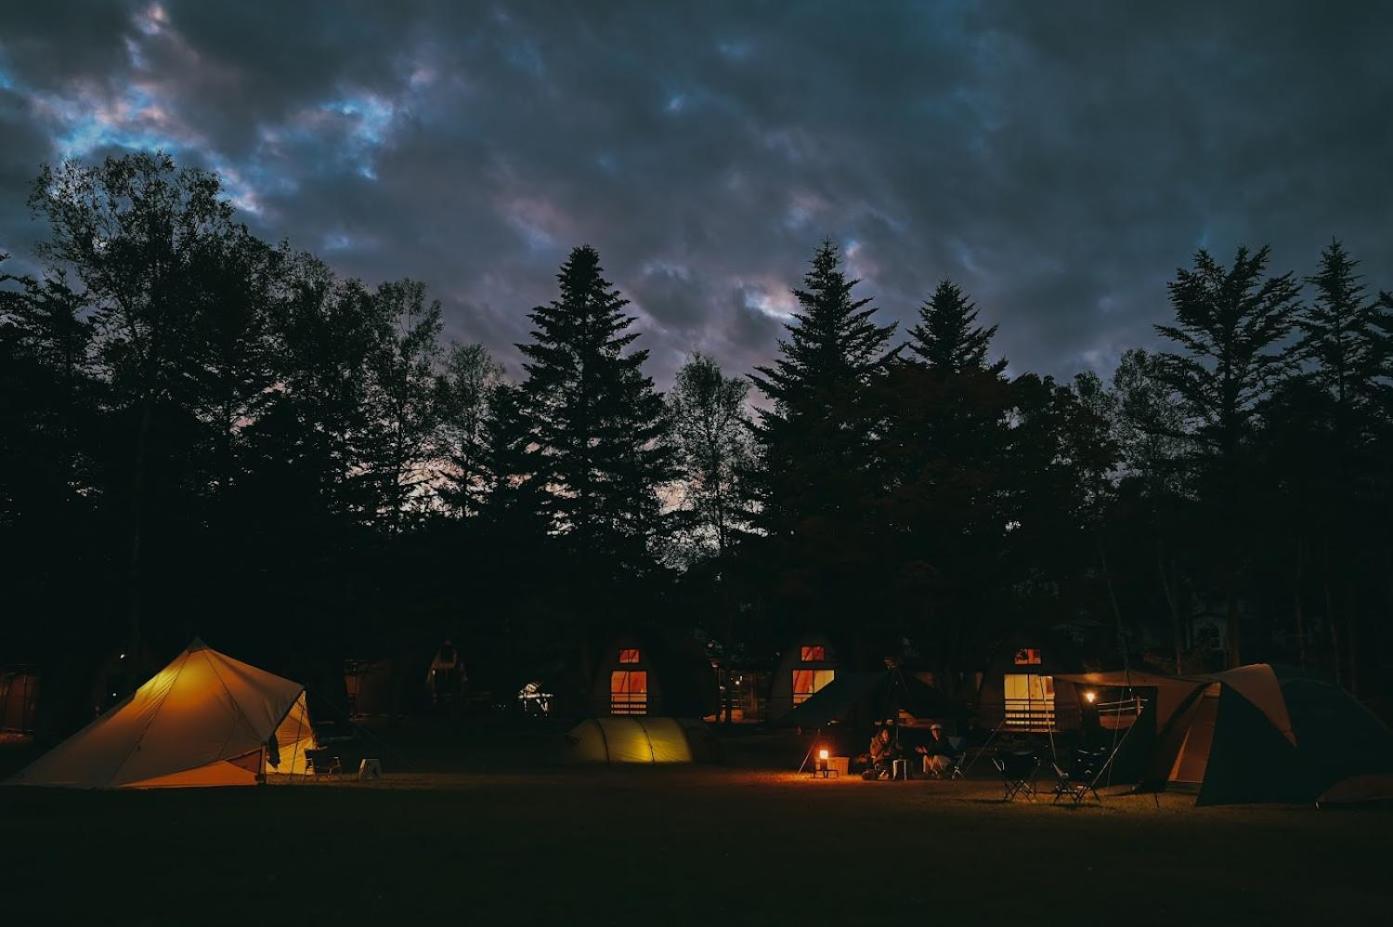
565;717;716;764
8;640;315;789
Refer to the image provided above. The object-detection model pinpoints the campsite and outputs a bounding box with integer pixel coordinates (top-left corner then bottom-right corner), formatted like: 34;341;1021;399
5;4;1393;925
3;641;1393;925
3;728;1392;926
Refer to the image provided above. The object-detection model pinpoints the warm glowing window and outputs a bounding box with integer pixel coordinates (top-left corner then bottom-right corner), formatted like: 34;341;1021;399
610;670;648;715
800;645;826;662
792;669;835;705
618;648;641;664
1003;673;1055;730
1013;648;1042;665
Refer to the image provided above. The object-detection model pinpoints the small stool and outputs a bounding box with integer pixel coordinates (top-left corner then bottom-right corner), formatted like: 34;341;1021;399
357;758;382;781
892;758;910;780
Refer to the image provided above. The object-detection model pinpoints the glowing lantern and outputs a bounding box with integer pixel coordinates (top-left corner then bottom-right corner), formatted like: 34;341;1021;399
1084;690;1098;704
816;747;830;775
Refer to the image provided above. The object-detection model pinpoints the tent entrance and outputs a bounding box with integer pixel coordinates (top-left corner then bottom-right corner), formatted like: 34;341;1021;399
1167;685;1219;785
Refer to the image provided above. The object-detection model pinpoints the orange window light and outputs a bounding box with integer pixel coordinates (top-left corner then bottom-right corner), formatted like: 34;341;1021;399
618;648;641;664
800;645;826;662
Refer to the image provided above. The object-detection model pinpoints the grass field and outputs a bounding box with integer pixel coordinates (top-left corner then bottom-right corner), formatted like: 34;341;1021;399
3;754;1392;927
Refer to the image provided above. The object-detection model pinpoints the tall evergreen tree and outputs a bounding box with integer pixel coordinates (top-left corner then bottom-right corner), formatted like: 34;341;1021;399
1280;241;1389;691
908;279;1007;375
519;245;671;574
1154;246;1301;665
749;241;896;639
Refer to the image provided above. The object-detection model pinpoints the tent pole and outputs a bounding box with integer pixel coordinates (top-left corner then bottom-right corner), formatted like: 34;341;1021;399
796;727;820;774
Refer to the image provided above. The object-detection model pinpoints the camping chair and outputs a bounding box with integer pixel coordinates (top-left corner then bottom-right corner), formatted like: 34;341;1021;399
947;736;967;779
924;737;969;779
993;750;1040;801
1051;747;1107;805
305;748;342;778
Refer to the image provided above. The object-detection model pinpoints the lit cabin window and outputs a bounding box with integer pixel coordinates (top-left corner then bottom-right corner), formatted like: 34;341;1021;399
792;669;835;705
618;648;641;664
610;671;648;715
1003;673;1055;730
800;645;826;662
1013;648;1042;666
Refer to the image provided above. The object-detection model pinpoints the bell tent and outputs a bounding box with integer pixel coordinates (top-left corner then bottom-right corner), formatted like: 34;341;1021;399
8;640;315;789
564;717;718;764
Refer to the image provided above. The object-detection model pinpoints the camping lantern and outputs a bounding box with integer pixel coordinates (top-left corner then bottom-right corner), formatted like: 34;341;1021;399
815;747;831;777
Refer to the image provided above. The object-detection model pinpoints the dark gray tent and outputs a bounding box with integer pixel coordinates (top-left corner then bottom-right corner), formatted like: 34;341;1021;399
1139;664;1393;805
773;669;950;730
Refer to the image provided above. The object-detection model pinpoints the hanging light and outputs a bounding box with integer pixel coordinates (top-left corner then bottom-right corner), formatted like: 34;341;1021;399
1083;690;1098;704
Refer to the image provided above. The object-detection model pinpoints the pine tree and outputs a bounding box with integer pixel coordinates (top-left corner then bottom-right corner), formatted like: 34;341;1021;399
477;380;549;535
1154;246;1301;666
748;241;896;637
1299;240;1383;435
907;279;1007;375
1286;241;1387;692
519;245;671;570
881;278;1014;689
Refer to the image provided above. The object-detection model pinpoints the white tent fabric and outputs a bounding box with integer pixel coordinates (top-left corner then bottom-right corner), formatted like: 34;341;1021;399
8;640;314;789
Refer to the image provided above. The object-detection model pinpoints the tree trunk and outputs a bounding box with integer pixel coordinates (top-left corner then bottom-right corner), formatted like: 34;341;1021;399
1293;537;1307;669
1156;538;1183;674
126;397;154;686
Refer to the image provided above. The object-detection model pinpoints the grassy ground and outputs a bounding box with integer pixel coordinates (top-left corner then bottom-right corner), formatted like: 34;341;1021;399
2;728;1391;925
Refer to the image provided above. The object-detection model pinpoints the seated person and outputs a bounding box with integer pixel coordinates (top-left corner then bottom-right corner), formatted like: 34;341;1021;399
914;722;960;776
860;724;902;779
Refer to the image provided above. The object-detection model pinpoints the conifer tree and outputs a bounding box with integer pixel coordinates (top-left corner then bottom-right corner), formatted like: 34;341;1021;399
748;241;896;636
519;245;671;569
908;279;1007;375
1154;246;1301;665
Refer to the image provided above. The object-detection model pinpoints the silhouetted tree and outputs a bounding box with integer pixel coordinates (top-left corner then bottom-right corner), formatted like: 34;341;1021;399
519;245;672;581
749;241;896;640
27;153;255;668
1154;246;1302;666
666;353;753;563
435;343;504;517
908;279;1008;376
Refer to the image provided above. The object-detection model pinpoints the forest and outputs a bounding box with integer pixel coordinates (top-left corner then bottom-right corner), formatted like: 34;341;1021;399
3;152;1390;730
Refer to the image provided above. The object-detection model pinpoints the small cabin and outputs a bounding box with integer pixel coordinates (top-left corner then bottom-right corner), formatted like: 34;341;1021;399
589;633;718;719
766;633;841;722
976;634;1083;733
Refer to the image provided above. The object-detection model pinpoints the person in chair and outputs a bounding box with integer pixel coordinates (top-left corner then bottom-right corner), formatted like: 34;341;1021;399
915;722;959;777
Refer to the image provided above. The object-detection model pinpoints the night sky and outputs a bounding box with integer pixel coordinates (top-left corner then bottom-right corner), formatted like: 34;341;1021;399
2;1;1391;387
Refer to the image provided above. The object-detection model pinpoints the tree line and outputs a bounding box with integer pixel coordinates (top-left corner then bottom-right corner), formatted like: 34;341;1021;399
2;153;1390;726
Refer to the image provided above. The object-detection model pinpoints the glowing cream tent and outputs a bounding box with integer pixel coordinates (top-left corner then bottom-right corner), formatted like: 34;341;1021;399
8;640;315;789
564;717;717;764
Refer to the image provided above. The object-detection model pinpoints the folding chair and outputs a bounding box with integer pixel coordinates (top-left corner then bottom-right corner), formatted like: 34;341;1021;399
947;736;968;779
1051;747;1106;804
305;748;342;777
993;750;1040;801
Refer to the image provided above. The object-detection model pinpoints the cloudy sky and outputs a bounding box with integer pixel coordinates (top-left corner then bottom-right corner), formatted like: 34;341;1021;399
2;1;1390;386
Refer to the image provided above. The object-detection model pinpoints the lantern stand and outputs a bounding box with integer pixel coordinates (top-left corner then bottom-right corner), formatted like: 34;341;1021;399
796;727;824;774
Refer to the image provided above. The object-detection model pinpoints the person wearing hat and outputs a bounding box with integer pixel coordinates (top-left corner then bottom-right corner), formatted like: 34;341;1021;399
915;722;959;777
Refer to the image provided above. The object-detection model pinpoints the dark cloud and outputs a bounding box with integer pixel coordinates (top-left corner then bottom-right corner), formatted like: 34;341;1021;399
2;0;1390;386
